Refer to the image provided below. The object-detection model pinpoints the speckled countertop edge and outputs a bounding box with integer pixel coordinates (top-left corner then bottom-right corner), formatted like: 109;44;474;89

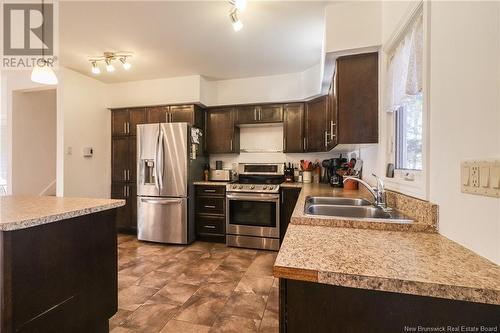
274;224;500;305
0;197;125;231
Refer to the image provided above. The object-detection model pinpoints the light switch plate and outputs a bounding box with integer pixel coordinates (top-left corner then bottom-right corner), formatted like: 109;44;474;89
461;160;500;198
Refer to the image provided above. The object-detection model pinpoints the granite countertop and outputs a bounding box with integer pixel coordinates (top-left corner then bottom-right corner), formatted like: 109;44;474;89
193;181;230;186
0;196;125;231
290;183;437;232
274;224;500;305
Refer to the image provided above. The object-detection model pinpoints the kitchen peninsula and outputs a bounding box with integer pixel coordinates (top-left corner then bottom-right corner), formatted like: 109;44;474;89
0;196;124;332
274;184;500;332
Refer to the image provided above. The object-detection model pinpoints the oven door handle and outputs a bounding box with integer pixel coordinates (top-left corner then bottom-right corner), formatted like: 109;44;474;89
226;194;279;201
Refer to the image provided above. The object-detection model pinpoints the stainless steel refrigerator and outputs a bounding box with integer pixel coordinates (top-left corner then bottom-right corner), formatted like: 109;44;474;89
136;122;206;244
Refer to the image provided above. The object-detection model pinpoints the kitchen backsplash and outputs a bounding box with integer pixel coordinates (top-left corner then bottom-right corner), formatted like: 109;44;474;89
207;125;377;175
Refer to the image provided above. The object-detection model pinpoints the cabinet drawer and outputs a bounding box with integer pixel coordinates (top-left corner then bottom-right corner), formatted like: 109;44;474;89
197;197;224;215
196;185;225;196
197;215;225;235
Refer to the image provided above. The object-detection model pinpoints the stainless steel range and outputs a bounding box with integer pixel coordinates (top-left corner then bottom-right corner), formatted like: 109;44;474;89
226;163;284;251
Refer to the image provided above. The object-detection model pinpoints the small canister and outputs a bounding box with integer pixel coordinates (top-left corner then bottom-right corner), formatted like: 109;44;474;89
302;171;312;183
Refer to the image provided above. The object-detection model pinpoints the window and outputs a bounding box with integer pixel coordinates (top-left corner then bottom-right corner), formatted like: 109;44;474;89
395;93;423;170
385;9;424;172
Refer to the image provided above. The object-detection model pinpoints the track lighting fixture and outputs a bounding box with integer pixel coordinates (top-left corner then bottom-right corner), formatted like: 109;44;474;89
105;59;115;72
230;10;243;32
228;0;246;32
91;61;101;75
120;57;132;71
89;52;132;75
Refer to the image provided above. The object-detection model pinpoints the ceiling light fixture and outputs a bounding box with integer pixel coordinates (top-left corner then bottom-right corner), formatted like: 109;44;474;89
89;52;132;75
91;61;101;74
120;57;132;71
31;60;58;85
31;0;58;85
105;59;115;72
230;10;243;32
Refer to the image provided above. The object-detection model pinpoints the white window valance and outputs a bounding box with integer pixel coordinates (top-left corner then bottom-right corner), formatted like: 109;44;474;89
384;14;423;113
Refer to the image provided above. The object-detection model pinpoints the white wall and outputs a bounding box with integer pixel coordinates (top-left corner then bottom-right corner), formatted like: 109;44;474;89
105;75;201;108
427;1;500;264
324;1;382;53
201;64;322;106
12;89;57;195
58;68;110;198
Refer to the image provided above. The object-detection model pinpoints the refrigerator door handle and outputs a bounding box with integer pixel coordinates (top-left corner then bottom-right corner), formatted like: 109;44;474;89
156;128;165;190
153;129;160;191
140;198;182;205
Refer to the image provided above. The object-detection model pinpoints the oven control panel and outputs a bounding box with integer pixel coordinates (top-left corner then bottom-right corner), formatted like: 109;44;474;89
226;184;280;193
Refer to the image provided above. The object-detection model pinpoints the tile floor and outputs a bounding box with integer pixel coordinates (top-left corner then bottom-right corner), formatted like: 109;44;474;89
110;234;279;333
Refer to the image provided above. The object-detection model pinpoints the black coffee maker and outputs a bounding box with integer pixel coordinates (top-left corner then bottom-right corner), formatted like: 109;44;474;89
322;155;347;187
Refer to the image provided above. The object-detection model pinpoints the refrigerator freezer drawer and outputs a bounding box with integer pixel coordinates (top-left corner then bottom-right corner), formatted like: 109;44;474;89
137;197;188;244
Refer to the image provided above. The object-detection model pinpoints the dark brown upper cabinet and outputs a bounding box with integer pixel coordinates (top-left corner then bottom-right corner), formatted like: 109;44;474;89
111;109;129;136
111;108;145;136
236;105;260;124
259;104;283;123
170;105;204;129
146;106;169;123
304;96;329;152
236;104;283;124
336;52;378;144
128;108;146;136
205;108;239;154
144;105;203;128
283;103;305;153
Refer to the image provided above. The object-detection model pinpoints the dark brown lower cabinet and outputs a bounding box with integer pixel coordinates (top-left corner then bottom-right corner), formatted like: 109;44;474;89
111;183;137;233
195;185;226;243
280;187;301;242
0;209;118;332
280;279;500;333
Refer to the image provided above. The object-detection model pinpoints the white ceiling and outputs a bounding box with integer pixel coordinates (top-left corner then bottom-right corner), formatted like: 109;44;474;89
59;1;327;83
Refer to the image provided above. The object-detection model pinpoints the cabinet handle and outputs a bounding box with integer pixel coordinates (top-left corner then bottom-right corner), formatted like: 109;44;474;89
127;122;130;134
230;139;233;151
123;123;127;134
204;189;216;193
331;121;336;141
325;131;329;148
259;109;262;121
126;185;130;197
124;170;127;181
203;225;216;229
127;169;130;181
303;137;307;151
204;205;216;209
254;109;257;121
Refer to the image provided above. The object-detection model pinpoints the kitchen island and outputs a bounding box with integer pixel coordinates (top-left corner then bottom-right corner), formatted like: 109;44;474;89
274;184;500;333
0;196;124;333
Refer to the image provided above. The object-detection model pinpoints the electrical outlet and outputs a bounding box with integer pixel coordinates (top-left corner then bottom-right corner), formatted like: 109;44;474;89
470;166;480;187
461;160;500;197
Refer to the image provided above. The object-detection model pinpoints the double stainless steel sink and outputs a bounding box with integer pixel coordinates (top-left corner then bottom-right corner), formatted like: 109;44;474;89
304;196;413;223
